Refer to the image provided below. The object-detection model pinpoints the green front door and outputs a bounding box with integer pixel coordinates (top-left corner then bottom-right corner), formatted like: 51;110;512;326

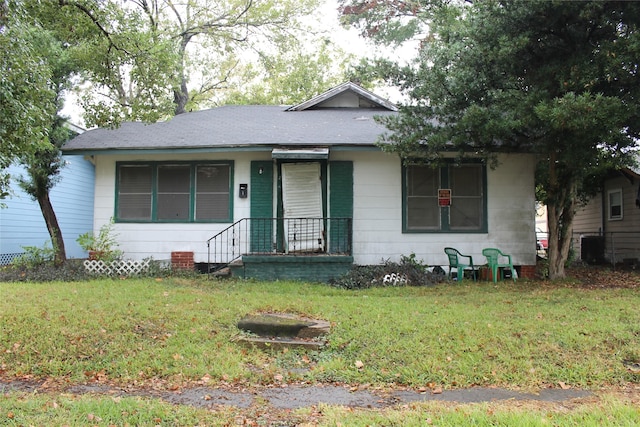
250;161;274;253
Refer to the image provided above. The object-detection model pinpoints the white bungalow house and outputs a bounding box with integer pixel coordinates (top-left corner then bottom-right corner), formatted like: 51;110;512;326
61;82;538;281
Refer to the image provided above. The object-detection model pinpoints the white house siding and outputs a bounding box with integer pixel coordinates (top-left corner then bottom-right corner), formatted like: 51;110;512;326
94;150;536;267
93;152;271;263
330;151;537;267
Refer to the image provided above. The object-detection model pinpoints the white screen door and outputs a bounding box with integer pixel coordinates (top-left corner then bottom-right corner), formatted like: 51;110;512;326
281;162;324;252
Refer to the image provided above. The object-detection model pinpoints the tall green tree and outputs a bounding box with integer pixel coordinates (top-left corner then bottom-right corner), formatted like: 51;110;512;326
346;1;640;279
0;3;55;199
222;39;352;105
18;118;71;266
339;0;436;45
1;2;75;265
16;28;78;266
46;0;321;127
5;0;341;265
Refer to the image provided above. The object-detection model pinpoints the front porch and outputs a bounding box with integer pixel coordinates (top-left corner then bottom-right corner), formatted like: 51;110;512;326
207;217;353;282
229;254;354;282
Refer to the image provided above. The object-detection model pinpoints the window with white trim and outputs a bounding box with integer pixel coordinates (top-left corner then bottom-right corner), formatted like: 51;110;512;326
608;188;623;220
116;162;232;222
403;163;486;233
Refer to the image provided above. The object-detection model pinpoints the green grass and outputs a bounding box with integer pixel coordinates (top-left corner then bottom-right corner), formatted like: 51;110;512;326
1;391;639;426
2;276;640;425
0;393;238;426
1;278;640;388
316;395;640;426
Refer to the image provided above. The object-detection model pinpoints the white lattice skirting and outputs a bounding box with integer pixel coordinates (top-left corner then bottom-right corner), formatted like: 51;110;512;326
84;259;150;276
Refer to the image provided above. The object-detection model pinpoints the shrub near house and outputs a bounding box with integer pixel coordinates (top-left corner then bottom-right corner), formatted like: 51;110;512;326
76;220;122;262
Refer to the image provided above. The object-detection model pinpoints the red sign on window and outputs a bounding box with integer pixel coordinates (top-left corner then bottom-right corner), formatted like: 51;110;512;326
438;189;451;206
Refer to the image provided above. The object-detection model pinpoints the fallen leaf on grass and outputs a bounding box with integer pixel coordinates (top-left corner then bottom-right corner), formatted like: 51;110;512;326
87;413;102;422
558;381;571;389
355;360;364;369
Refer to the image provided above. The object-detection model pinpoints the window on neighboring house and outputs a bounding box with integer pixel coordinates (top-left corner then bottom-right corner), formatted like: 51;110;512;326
608;189;623;220
116;162;232;222
403;162;487;233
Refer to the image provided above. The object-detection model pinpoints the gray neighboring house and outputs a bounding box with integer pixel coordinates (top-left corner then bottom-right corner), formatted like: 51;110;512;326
573;155;640;266
61;82;538;281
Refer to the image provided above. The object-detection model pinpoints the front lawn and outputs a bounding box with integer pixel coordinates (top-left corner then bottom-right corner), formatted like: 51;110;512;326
1;274;639;389
1;270;640;425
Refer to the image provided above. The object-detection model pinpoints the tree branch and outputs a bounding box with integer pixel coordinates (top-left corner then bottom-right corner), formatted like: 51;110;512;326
58;0;131;54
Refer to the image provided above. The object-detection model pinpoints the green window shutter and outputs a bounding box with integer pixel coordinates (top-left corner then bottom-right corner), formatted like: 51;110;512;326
250;161;274;252
329;161;353;253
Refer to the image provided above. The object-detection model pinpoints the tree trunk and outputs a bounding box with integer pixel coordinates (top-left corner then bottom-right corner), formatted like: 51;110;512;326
173;78;189;115
37;191;67;266
546;150;580;280
547;201;566;279
547;188;578;280
173;36;191;115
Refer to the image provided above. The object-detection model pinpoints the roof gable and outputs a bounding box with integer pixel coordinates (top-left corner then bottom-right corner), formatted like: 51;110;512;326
286;82;398;112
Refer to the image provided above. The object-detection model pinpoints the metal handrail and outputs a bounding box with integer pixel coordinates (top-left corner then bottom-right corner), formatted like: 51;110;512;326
206;217;352;272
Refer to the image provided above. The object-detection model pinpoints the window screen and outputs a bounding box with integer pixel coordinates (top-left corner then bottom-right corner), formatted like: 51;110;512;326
196;165;230;220
608;189;622;220
404;163;486;233
118;165;152;220
449;165;483;230
157;165;190;220
406;165;439;230
116;162;232;222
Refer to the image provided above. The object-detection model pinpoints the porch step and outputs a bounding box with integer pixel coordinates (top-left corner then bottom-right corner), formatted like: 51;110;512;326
236;313;330;351
210;266;231;277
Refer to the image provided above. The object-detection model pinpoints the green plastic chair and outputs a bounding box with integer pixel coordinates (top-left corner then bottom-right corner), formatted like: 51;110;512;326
444;247;476;281
482;248;516;282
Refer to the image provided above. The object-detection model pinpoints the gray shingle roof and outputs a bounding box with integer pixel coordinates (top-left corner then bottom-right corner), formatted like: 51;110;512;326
62;105;397;152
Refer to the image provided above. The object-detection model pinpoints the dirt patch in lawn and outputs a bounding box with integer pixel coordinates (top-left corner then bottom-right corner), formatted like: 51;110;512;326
562;264;640;289
0;377;596;410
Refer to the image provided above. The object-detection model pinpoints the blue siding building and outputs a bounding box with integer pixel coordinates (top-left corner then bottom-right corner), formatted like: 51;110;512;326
0;155;95;264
